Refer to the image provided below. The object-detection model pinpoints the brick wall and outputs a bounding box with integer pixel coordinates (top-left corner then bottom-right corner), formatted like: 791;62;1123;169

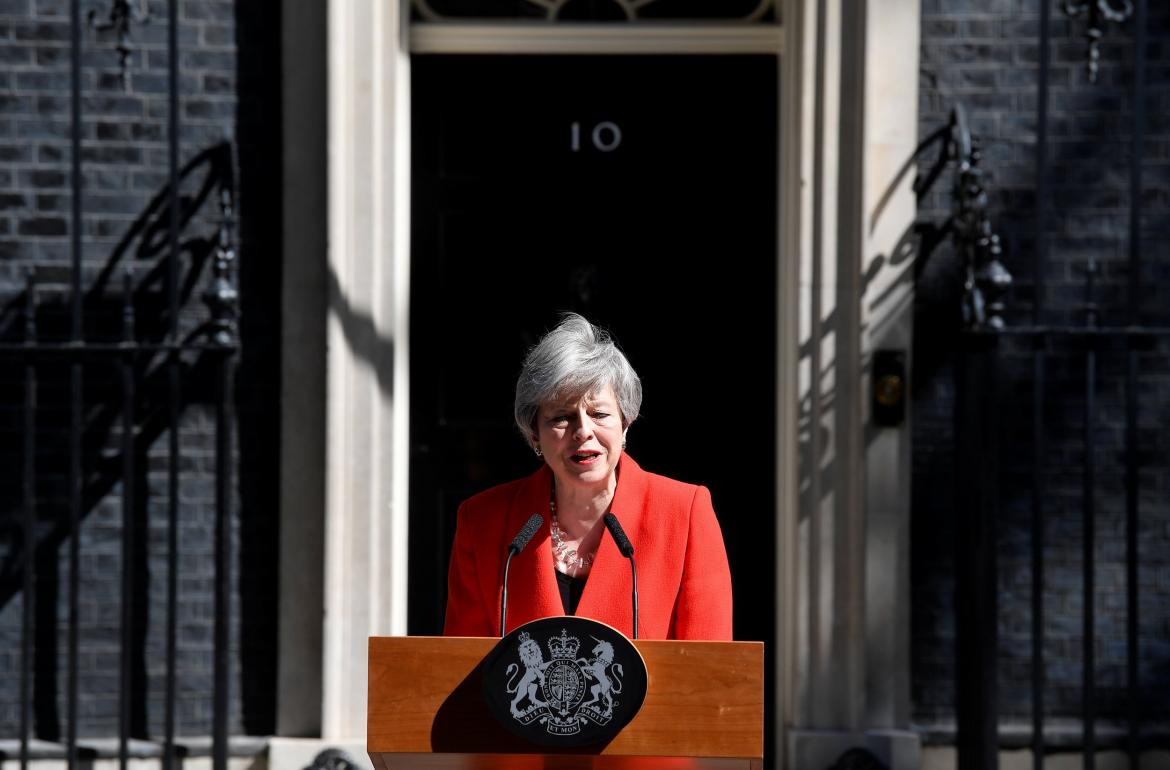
0;0;279;739
914;0;1170;736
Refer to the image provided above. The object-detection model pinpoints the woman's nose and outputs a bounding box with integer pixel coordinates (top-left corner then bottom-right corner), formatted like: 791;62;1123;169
573;414;593;440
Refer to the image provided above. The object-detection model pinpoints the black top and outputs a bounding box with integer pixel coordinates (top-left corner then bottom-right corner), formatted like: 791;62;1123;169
555;569;588;615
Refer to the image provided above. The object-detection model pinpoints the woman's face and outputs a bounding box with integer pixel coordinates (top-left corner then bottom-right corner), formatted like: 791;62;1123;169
534;383;626;492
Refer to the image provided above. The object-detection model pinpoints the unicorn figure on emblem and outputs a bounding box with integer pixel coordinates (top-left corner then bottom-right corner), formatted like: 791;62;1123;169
578;637;625;717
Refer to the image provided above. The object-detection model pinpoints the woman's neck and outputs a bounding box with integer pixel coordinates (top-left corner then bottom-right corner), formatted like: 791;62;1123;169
552;475;616;533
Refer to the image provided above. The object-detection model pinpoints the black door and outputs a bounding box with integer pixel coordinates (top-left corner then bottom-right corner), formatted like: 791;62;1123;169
409;55;778;646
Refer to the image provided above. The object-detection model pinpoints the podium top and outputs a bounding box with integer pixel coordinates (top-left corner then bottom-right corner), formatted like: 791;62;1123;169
368;635;763;770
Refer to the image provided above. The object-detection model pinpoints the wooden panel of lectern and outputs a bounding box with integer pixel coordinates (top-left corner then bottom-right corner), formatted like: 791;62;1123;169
368;636;764;770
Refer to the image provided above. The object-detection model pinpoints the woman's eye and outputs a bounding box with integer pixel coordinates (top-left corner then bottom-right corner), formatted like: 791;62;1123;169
592;412;610;420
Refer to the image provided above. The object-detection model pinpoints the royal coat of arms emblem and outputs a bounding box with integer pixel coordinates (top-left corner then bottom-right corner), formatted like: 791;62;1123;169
482;617;648;747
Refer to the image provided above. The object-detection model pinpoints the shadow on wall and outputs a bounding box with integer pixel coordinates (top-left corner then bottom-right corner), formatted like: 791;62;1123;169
798;105;984;515
324;265;396;401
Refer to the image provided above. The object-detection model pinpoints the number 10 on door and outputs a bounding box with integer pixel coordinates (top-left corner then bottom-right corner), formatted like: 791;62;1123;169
570;121;622;153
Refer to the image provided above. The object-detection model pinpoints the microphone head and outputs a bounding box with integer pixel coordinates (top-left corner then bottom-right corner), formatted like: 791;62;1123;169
603;512;635;557
509;513;544;555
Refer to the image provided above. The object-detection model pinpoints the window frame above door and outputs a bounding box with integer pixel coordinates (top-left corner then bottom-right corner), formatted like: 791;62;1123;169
409;22;785;54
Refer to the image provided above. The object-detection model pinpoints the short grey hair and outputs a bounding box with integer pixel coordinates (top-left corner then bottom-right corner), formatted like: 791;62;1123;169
514;313;642;441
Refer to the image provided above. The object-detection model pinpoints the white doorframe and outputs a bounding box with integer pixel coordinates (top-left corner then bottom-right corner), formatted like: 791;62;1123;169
406;15;801;767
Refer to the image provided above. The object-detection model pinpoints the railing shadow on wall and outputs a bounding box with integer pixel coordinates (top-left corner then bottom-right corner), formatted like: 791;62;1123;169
797;102;1004;519
0;139;239;768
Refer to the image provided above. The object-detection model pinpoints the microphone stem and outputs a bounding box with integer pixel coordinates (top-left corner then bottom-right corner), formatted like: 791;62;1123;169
630;556;639;640
500;549;516;637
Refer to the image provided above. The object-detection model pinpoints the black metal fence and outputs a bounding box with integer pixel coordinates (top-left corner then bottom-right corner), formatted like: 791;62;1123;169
0;2;239;769
951;1;1168;768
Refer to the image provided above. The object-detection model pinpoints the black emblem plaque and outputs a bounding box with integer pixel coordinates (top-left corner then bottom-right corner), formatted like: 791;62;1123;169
482;617;648;747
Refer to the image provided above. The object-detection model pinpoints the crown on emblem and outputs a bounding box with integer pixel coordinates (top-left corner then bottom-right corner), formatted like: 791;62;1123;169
517;631;531;644
547;629;580;659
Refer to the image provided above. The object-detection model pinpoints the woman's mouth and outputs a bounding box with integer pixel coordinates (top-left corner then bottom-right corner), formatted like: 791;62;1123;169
570;450;603;465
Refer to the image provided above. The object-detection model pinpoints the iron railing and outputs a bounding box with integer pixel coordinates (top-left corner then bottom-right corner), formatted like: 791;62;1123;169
950;1;1165;769
1;1;239;769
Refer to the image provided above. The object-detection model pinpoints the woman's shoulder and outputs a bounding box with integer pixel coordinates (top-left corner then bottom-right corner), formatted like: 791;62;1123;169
620;455;709;507
460;465;547;514
460;477;525;513
643;469;704;498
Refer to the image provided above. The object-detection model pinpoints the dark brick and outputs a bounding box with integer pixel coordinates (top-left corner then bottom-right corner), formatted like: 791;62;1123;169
84;169;128;191
34;93;66;113
26;169;65;187
15;117;70;139
0;144;31;162
0;44;31;65
94;71;124;92
79;145;141;164
203;73;233;94
0;0;32;15
923;18;959;37
184;98;234;119
36;143;63;161
30;0;62;17
13;69;71;90
131;171;166;190
81;95;146;118
94;121;124;140
952;68;998;89
202;23;234;46
0;193;26;210
17;216;66;235
180;0;235;22
180;49;235;71
962;19;999;38
121;72;166;94
128;122;163;141
81;193;144;215
12;21;68;42
32;44;64;65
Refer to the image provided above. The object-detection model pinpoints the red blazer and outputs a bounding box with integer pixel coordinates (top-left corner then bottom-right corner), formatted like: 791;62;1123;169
443;454;733;640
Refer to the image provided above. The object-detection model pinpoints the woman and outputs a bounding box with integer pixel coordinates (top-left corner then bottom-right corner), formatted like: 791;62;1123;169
443;314;733;640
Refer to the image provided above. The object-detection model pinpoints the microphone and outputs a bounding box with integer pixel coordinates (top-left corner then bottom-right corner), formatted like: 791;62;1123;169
603;513;639;639
500;513;544;636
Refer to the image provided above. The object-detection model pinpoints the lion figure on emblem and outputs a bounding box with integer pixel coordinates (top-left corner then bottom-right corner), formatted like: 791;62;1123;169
578;638;624;716
505;634;549;717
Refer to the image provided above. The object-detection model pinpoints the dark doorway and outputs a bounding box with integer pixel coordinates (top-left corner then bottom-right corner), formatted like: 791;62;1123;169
409;55;778;648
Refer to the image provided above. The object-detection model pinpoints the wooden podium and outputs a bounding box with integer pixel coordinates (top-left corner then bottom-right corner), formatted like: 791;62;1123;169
368;636;763;770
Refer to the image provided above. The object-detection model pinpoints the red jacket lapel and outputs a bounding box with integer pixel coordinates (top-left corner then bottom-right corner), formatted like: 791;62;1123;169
502;464;563;631
574;454;648;634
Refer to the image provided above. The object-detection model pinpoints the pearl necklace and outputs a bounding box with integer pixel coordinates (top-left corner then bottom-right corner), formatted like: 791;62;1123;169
549;495;595;571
